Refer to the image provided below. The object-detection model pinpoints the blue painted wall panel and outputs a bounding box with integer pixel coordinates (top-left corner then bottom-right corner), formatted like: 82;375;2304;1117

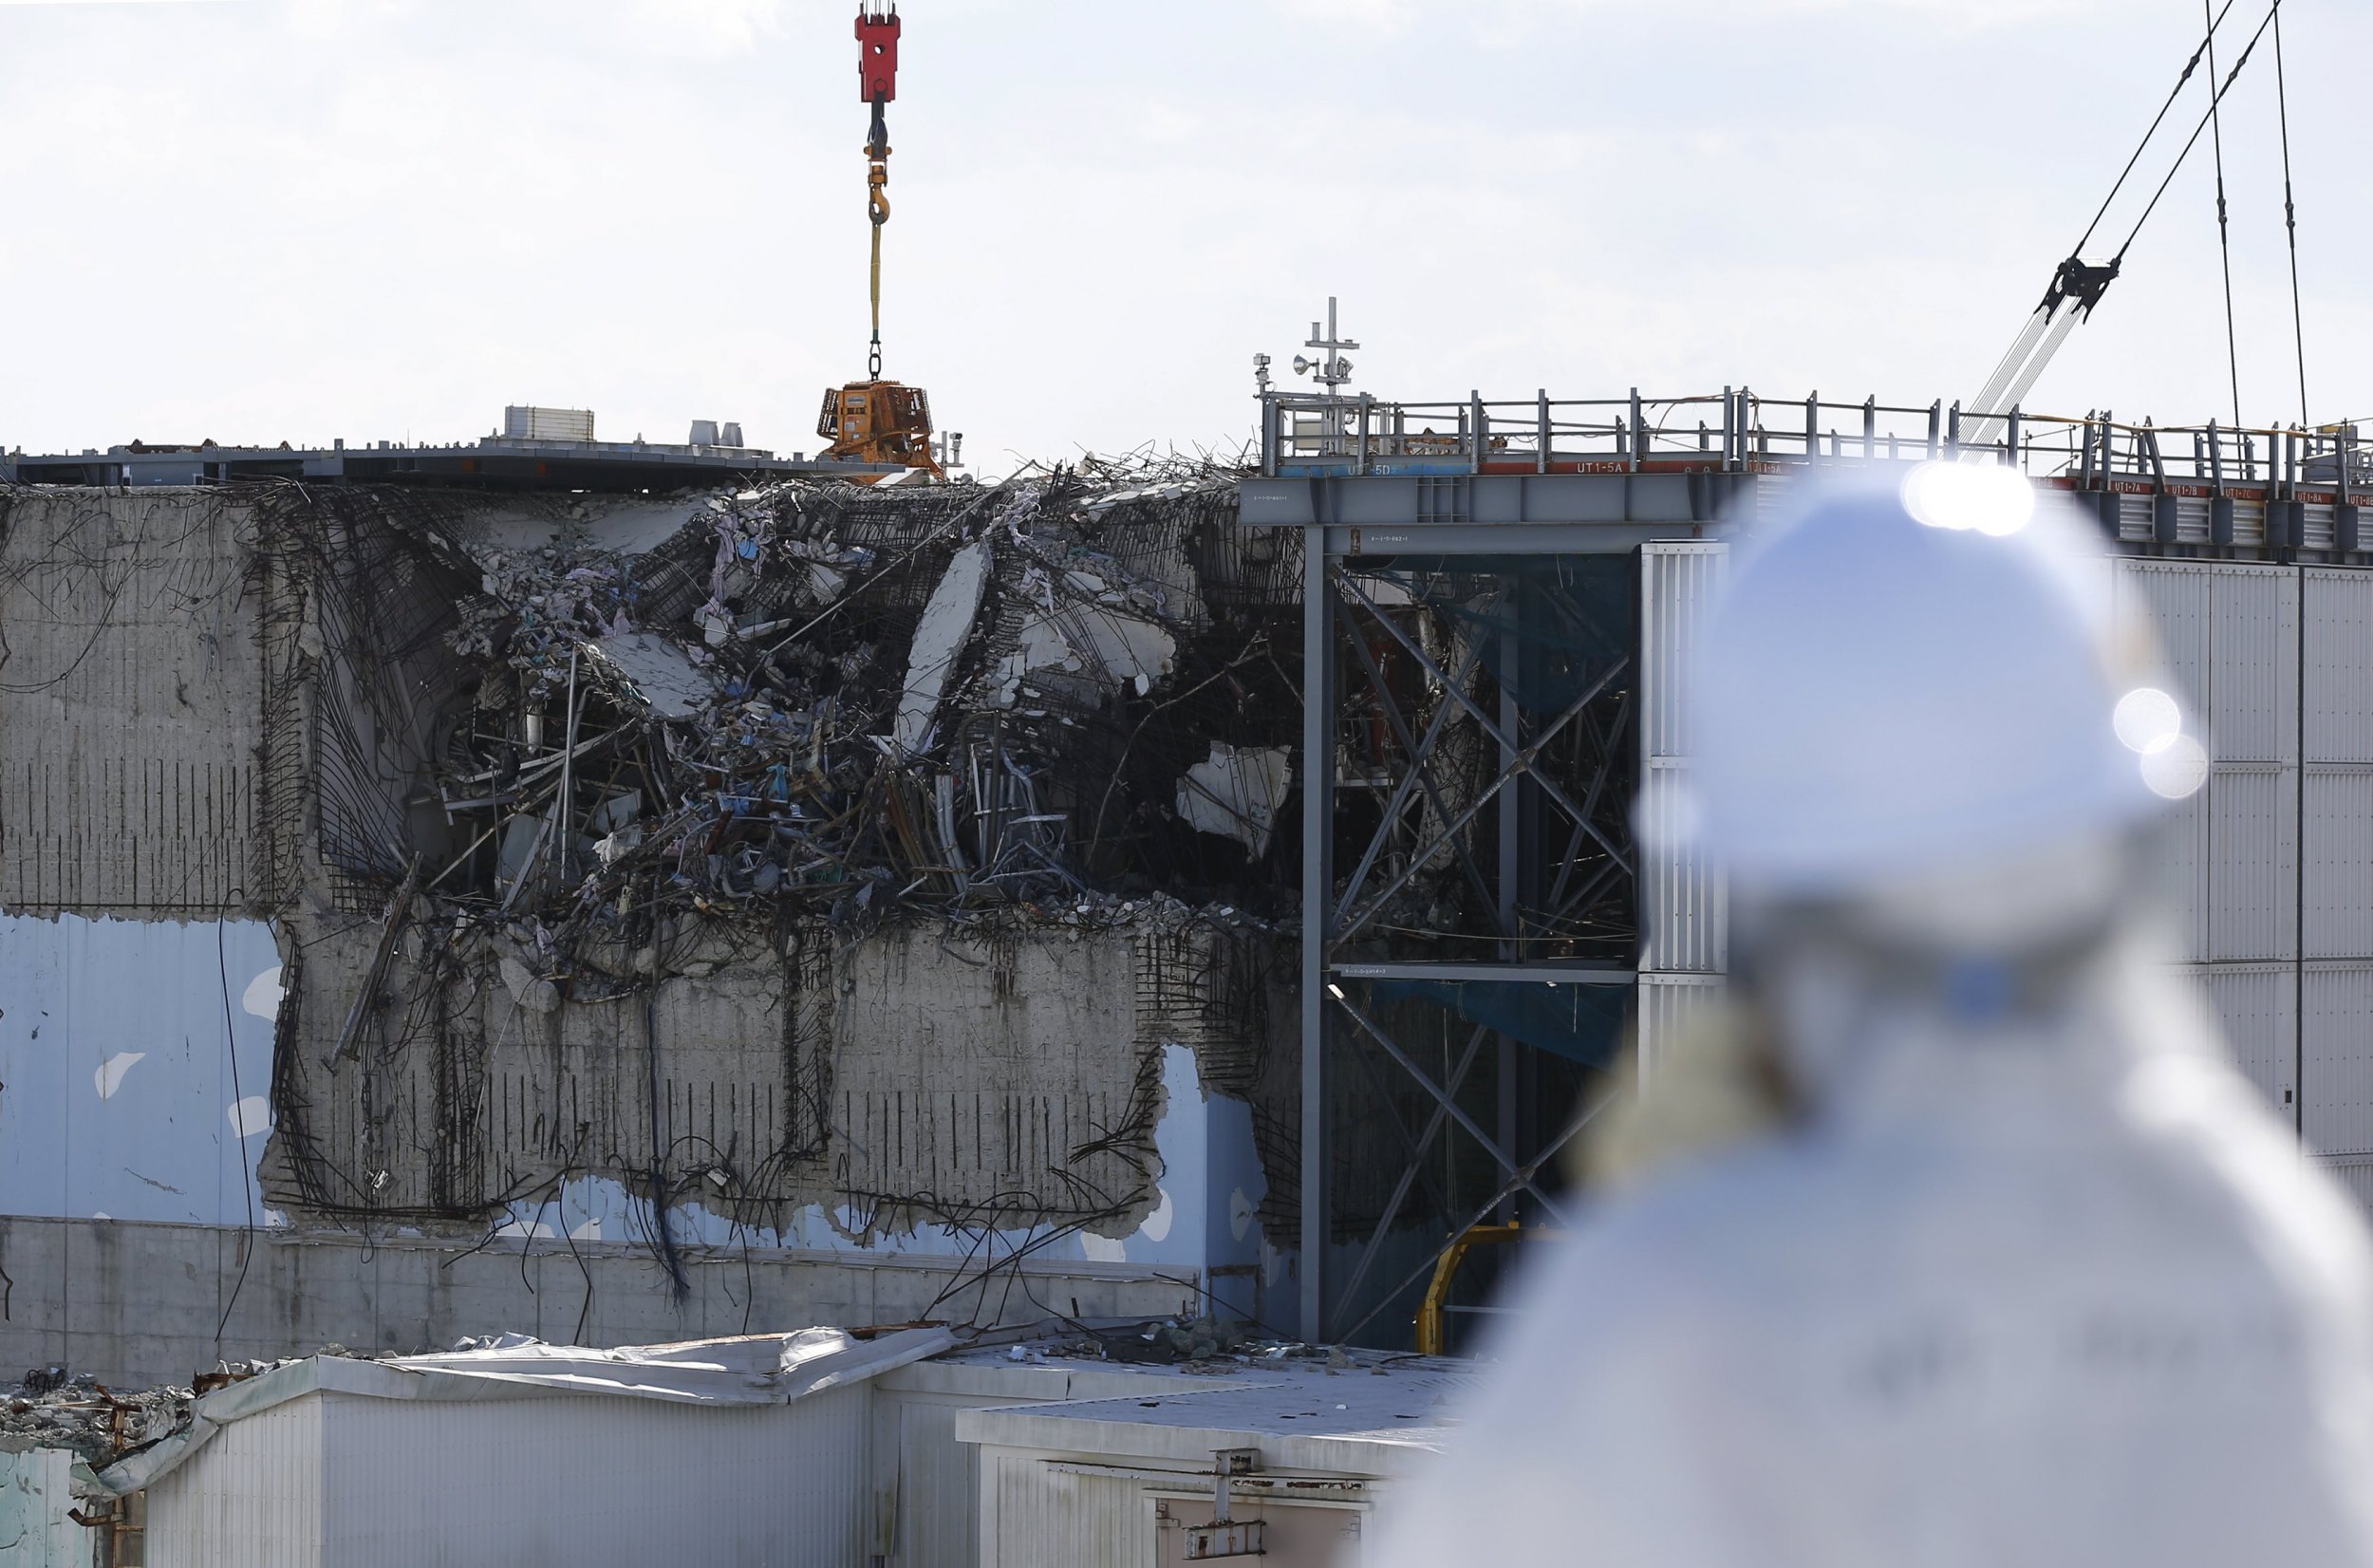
0;912;279;1225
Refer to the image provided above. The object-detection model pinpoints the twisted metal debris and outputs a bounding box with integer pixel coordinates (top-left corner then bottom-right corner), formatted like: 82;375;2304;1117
391;458;1300;948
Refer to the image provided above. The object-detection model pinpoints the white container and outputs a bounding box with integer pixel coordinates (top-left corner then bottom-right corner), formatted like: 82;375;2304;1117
501;405;595;442
128;1331;945;1568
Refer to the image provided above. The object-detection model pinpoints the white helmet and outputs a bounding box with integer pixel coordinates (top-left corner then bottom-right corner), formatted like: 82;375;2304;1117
1684;461;2204;900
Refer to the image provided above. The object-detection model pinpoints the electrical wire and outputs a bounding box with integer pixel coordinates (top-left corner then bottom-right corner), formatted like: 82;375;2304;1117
212;892;258;1350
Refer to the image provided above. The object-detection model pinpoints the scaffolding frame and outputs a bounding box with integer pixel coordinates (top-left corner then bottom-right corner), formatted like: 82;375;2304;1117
1267;380;2373;1344
1296;531;1641;1345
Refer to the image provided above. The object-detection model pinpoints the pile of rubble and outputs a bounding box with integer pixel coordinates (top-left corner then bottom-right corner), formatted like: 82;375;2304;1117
3;1368;190;1467
338;457;1299;988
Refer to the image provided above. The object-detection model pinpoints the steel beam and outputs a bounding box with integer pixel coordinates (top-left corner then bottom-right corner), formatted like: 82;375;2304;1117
1335;569;1633;883
1330;989;1570;1222
1330;961;1635;984
1330;1021;1494;1325
1299;523;1332;1342
1331;1085;1619;1347
1332;602;1505;935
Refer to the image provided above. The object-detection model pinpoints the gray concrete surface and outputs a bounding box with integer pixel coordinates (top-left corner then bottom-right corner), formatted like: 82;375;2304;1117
0;1214;1205;1389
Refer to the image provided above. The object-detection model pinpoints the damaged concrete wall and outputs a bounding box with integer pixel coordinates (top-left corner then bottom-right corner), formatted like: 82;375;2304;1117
261;907;1282;1247
0;474;1303;1386
0;1213;1203;1391
0;490;262;913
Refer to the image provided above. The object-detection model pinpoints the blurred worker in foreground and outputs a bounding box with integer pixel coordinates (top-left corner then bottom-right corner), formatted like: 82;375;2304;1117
1375;465;2373;1567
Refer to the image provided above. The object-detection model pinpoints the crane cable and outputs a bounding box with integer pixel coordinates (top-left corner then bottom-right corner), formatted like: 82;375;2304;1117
2110;2;2280;271
867;95;890;380
2204;0;2242;430
2072;0;2234;256
2272;0;2308;425
1969;3;2237;411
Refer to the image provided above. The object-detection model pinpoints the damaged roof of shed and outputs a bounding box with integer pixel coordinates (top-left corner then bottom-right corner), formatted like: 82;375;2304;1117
90;1325;957;1496
952;1346;1474;1476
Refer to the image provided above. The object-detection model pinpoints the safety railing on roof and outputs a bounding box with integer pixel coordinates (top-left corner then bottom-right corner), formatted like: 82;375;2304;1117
1258;388;2372;501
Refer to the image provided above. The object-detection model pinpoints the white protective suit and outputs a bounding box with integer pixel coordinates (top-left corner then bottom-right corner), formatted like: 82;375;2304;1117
1373;467;2373;1568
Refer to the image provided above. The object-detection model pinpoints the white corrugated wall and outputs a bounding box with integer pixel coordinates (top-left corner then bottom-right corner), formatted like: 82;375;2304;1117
1635;542;1731;1093
1634;543;2373;1214
1634;973;1728;1092
2303;570;2373;1195
147;1391;322;1568
2306;963;2373;1160
145;1385;869;1568
2193;961;2298;1116
872;1389;991;1568
1637;542;1727;977
2115;561;2301;965
975;1446;1385;1568
981;1449;1149;1568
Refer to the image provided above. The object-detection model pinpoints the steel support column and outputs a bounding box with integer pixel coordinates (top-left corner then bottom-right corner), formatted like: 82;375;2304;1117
1299;522;1332;1341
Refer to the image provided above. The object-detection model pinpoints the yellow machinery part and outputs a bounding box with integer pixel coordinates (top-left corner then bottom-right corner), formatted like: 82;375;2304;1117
1413;1220;1562;1356
817;379;945;482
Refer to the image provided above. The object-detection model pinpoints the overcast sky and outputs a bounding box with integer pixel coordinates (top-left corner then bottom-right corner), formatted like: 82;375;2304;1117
2;0;2364;476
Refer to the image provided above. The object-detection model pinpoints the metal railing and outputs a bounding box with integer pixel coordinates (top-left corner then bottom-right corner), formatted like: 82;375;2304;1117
1259;388;2371;501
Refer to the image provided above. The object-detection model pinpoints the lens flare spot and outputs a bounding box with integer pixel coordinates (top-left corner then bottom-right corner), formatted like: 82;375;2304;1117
1900;461;2036;536
2139;733;2209;800
2113;686;2183;755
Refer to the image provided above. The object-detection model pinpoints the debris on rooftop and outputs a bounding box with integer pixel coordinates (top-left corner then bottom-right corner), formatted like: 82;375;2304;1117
2;1371;189;1469
370;454;1296;950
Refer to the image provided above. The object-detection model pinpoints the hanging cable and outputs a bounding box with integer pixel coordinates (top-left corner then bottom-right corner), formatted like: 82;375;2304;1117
2271;0;2308;425
1964;3;2238;422
2204;0;2242;430
2113;3;2280;269
2073;0;2235;255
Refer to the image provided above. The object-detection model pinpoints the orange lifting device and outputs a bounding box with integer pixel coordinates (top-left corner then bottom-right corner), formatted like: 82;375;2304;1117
820;3;945;481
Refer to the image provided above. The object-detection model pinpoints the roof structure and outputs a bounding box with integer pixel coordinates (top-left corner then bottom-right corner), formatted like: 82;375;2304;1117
1;432;898;491
956;1347;1470;1476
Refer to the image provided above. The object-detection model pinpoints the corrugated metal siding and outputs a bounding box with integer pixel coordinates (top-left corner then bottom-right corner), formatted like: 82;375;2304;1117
2209;766;2297;961
147;1390;323;1568
2103;564;2203;955
1638;542;1727;973
2306;771;2373;961
2302;569;2373;982
2205;566;2297;764
2306;962;2373;1159
982;1450;1150;1568
1634;973;1728;1092
2305;570;2373;764
1628;545;2373;1172
2112;563;2300;965
2316;1159;2373;1228
2190;961;2297;1117
2118;562;2210;719
2152;783;2212;962
873;1391;989;1568
148;1385;869;1568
